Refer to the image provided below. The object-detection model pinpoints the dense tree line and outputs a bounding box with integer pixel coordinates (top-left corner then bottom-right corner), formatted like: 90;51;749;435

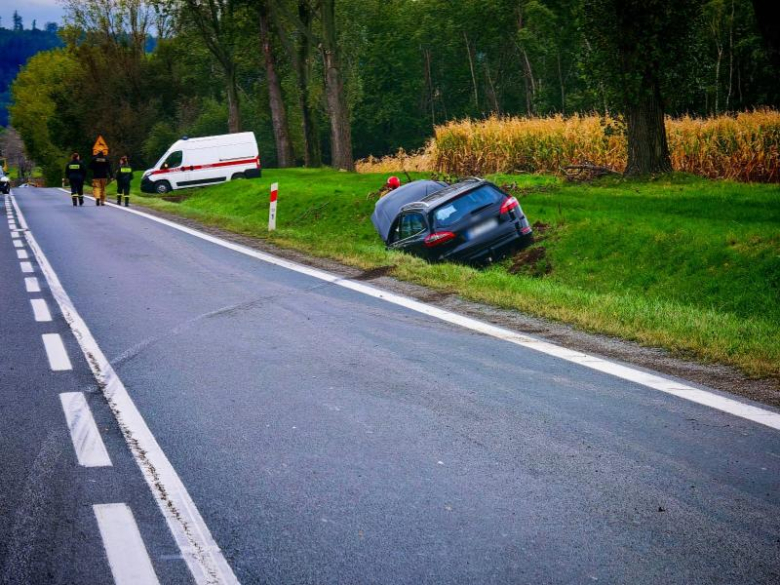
7;0;779;183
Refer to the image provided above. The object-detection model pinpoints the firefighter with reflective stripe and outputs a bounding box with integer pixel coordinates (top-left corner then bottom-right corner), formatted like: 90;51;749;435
116;156;133;207
89;150;112;206
64;153;86;206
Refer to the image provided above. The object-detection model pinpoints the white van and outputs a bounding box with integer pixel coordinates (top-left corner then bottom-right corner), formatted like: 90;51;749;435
141;132;261;194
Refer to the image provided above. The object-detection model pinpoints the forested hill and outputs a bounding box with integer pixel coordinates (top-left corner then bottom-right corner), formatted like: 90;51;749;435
0;28;63;126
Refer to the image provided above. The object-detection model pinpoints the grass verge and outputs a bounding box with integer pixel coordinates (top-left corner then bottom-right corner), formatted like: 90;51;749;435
127;168;780;379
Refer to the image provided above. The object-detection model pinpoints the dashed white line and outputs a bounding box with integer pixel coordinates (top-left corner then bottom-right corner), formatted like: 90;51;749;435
30;298;52;322
16;249;29;259
59;392;112;467
25;277;41;292
54;188;780;431
93;504;159;585
13;239;23;248
11;232;20;239
12;194;239;585
41;333;72;371
20;261;33;273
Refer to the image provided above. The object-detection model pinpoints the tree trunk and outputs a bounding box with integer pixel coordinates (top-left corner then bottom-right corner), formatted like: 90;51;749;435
320;0;354;171
463;32;479;111
517;11;536;116
556;51;566;114
259;2;294;167
297;0;320;166
423;47;436;128
726;0;734;111
624;76;672;177
226;66;241;133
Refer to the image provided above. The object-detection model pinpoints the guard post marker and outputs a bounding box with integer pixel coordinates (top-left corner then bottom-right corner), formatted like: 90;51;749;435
269;182;278;232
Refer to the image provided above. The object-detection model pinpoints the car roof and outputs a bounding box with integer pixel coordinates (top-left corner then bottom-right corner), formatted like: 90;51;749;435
371;179;448;242
399;178;487;213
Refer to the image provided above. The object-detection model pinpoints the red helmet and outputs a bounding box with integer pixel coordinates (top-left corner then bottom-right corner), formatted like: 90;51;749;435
387;176;401;189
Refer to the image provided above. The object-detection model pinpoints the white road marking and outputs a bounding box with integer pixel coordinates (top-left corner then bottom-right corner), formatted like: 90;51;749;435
25;277;41;292
13;239;23;247
12;232;20;239
41;333;72;371
93;504;159;585
17;249;29;259
30;298;52;322
12;194;239;585
55;188;780;432
59;392;112;467
20;261;33;273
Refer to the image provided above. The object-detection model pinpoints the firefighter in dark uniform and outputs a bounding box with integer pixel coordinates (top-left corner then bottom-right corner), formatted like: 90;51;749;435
116;156;133;206
65;153;86;206
89;150;112;206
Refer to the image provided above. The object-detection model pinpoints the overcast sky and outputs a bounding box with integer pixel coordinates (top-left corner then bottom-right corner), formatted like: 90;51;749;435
1;0;65;29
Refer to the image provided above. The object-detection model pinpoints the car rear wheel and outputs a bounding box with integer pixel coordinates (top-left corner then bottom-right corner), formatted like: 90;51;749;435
231;172;246;180
154;181;171;194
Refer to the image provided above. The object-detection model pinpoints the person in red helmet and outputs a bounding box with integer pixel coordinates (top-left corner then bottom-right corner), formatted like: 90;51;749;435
386;176;401;190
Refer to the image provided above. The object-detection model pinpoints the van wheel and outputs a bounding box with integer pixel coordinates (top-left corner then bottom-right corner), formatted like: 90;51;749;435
154;181;171;194
231;173;246;180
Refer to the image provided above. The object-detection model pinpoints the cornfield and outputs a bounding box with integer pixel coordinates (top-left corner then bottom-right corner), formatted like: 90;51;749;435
357;110;780;183
355;147;434;174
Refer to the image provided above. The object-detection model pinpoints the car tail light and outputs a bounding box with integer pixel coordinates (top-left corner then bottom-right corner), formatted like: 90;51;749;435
521;226;532;234
500;196;519;214
424;231;456;247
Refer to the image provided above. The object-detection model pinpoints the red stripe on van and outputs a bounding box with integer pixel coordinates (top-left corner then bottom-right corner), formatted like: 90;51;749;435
150;157;260;177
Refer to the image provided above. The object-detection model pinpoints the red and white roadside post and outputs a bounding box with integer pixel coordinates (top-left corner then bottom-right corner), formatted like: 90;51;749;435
269;182;278;231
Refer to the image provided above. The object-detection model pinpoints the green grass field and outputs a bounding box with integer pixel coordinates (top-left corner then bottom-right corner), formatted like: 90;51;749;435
128;168;780;379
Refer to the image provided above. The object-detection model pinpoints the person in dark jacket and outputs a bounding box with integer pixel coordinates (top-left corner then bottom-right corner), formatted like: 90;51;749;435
89;150;112;206
115;156;133;207
65;153;87;206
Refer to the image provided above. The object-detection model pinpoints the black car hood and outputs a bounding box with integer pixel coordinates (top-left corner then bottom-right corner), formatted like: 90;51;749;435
371;180;447;242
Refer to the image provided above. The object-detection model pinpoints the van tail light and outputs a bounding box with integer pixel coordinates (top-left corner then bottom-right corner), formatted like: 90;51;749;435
500;196;519;214
424;231;456;247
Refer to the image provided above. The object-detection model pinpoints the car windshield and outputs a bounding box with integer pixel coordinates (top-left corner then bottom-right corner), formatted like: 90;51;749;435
433;185;504;227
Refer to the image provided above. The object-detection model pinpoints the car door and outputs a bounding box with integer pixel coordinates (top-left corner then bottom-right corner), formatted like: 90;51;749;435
159;150;190;189
389;212;429;257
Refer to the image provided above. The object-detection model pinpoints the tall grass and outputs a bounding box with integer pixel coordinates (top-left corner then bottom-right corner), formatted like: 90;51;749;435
358;110;780;182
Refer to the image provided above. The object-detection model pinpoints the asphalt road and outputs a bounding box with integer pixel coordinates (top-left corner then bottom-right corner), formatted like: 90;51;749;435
1;187;779;585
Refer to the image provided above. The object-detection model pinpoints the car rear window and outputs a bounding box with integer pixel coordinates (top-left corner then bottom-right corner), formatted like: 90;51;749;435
433;185;504;227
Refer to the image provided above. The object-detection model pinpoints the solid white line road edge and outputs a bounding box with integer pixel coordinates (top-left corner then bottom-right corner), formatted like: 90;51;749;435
42;333;72;371
11;194;239;584
93;503;160;585
52;189;780;431
59;392;112;467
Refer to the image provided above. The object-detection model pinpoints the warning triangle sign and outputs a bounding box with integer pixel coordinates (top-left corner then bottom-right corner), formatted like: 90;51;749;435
92;135;109;155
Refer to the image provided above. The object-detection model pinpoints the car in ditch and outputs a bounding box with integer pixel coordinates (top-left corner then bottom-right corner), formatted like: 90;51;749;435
141;132;261;194
372;178;533;264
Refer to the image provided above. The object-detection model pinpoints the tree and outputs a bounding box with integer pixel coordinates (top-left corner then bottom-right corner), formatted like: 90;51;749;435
751;0;780;74
270;0;321;166
258;1;295;166
180;0;245;132
9;49;81;183
13;11;23;31
585;0;701;176
275;0;354;170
